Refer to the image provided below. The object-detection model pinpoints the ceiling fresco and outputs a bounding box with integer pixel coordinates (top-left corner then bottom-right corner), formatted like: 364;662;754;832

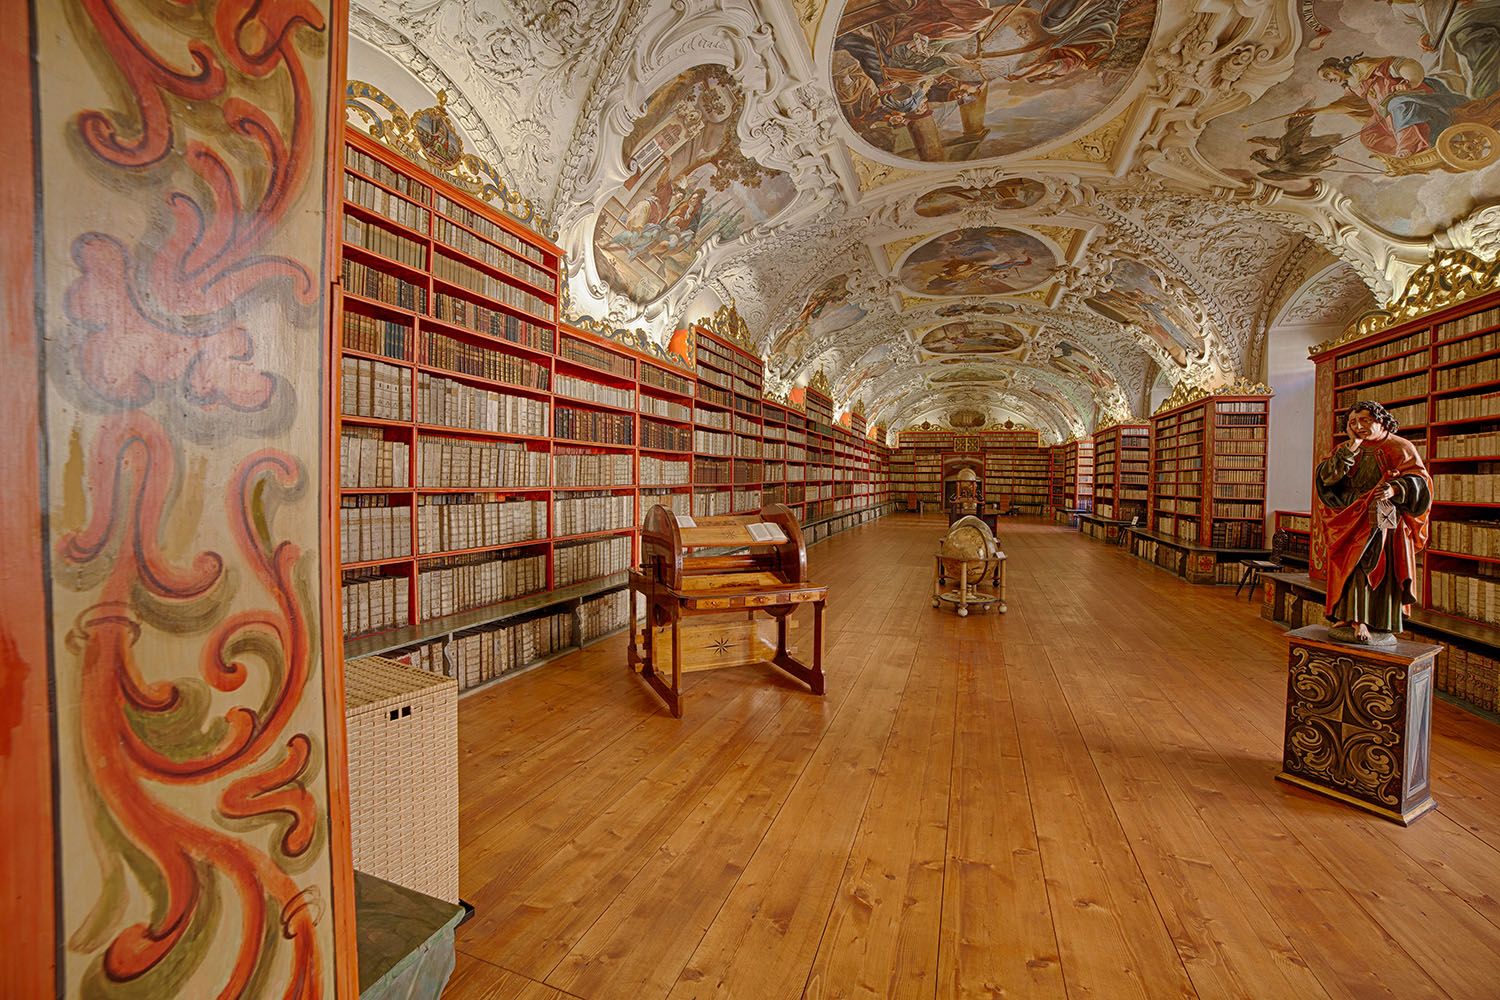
831;0;1159;162
347;0;1500;441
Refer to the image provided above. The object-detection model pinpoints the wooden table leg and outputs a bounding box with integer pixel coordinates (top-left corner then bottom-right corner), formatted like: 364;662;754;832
997;558;1008;614
811;600;826;695
670;618;683;718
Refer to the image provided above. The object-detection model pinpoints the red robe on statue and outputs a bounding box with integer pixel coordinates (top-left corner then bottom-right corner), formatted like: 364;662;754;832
1318;434;1431;620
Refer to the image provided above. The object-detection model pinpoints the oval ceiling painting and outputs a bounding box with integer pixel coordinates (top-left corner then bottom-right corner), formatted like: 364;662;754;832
899;227;1055;297
919;320;1025;354
831;0;1158;163
593;65;798;304
915;178;1047;217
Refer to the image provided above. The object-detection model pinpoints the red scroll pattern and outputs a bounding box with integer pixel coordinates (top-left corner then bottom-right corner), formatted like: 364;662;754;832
56;1;332;996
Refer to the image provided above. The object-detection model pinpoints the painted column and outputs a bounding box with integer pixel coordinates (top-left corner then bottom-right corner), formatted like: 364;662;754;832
7;1;355;996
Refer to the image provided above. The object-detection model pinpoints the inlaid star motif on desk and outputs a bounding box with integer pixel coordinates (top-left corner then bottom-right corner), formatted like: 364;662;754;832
711;637;732;656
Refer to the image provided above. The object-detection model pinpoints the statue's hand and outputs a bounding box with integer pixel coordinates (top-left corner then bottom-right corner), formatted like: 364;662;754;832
1380;484;1395;501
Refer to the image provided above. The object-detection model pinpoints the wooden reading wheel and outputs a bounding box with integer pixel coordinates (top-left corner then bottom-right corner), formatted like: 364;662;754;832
630;503;828;717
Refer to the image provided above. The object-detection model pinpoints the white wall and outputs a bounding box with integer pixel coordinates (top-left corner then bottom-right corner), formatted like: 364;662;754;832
1265;321;1336;520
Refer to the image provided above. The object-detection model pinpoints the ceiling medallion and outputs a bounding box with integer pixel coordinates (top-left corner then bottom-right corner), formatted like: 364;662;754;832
1153;376;1275;415
1311;249;1500;356
702;301;757;354
345;82;552;237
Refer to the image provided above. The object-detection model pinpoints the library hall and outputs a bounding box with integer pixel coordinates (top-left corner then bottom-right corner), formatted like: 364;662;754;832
12;1;1500;998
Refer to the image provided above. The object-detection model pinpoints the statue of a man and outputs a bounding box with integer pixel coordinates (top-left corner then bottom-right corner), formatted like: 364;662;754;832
1316;400;1431;645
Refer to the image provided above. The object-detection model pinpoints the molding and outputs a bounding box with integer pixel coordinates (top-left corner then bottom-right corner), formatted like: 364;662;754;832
1311;250;1500;357
1153;376;1274;415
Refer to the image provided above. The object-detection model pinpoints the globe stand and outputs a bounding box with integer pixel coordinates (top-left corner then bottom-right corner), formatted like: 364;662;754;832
932;554;1007;616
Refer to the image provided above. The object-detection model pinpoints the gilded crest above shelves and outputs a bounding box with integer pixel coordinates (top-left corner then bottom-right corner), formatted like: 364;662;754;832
1312;249;1500;357
808;368;832;397
701;302;756;354
345;81;554;238
1153;376;1275;415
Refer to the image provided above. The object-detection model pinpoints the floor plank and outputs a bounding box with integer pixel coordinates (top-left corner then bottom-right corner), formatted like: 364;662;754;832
442;515;1500;1000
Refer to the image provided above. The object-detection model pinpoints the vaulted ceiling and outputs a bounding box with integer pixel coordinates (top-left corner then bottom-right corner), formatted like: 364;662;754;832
349;0;1500;440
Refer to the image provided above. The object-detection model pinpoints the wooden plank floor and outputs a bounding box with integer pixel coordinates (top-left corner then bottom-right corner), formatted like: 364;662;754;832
443;515;1500;1000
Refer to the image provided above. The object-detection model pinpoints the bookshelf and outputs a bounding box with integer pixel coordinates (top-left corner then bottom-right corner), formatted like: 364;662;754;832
977;429;1048;513
1273;510;1311;565
1149;393;1270;549
1091;423;1150;523
1055;437;1094;515
1047;444;1065;514
1307;268;1500;715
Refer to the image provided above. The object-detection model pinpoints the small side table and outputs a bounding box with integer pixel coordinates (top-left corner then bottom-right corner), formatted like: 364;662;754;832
1277;625;1441;825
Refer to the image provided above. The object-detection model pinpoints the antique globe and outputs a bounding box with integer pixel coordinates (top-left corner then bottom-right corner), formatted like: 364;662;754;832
938;515;1000;585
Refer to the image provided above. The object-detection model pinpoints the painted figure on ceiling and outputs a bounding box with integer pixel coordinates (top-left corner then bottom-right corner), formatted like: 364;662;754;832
1385;0;1500;99
1308;53;1469;157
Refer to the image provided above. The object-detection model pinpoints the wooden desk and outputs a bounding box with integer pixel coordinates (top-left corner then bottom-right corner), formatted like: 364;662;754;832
630;504;827;718
1126;527;1271;585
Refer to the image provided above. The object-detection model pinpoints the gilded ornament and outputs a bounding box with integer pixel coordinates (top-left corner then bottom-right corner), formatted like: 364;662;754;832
1152;376;1274;415
808;368;832;396
345;81;554;238
702;301;757;353
1311;249;1500;357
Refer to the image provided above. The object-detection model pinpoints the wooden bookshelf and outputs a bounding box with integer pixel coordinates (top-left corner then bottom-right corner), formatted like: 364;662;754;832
333;130;902;693
1048;444;1066;513
1149;394;1270;550
1311;284;1500;636
1273;509;1311;565
1054;437;1094;514
1091;423;1150;522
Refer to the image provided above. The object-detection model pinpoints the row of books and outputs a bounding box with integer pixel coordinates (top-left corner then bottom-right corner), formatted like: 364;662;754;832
555;535;632;588
1335;372;1426;409
344;214;426;269
1338;329;1428;370
735;438;762;458
1437;303;1500;343
640;420;692;451
1434;428;1500;458
554;374;634;409
433;217;551;290
1437;327;1500;364
1435;354;1500;390
344;258;426;312
640;455;690;485
579;590;631;644
415;497;546;555
417;550;546;619
697;383;732;408
345;173;429;232
417;372;548;436
1214;484;1266;499
695;408;731;431
433;251;554;320
695;429;733;456
448;611;574;691
1334;356;1424;387
1214;503;1264;521
1215;469;1265;483
553;493;635;536
560;335;634;378
641;492;692;520
341;357;412;421
1433;472;1500;503
416;437;548;489
696;458;732;484
434;193;546;265
1431;519;1500;556
341;572;410;638
340;500;412;564
640;364;693;396
1215;441;1267;456
639;395;691;421
1432;642;1500;713
423;330;549;391
555;407;633;445
343;311;409;361
553;449;632;487
1211;521;1264;548
432;292;553;352
346;145;431;204
342;428;409;488
1435;391;1500;423
1429;568;1500;627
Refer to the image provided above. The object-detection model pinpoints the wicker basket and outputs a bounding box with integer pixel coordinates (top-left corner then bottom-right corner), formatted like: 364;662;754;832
345;656;459;903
